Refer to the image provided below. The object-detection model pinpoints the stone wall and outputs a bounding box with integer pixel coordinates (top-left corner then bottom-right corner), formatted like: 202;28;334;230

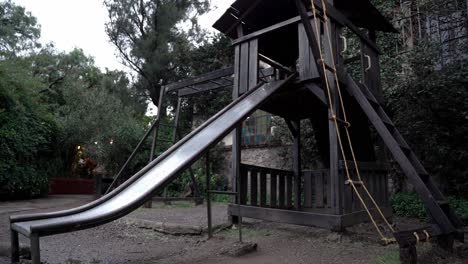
218;145;293;189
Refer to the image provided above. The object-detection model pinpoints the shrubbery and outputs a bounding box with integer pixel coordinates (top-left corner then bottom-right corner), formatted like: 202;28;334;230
390;192;468;225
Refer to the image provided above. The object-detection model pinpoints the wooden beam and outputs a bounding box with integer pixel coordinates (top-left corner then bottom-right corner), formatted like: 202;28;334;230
224;0;264;36
304;82;327;105
232;3;379;54
340;207;393;227
259;54;293;74
293;0;326;83
228;204;342;230
165;67;234;92
232;15;303;46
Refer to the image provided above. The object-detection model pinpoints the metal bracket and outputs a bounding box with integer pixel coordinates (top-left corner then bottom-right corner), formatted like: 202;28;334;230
340;36;347;55
365;54;372;72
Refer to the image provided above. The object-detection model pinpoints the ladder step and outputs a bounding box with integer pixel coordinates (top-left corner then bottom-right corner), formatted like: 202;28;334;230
437;199;449;206
159;123;176;128
344;180;364;186
157;138;173;143
358;83;380;107
319;59;336;73
393;224;442;247
400;145;412;155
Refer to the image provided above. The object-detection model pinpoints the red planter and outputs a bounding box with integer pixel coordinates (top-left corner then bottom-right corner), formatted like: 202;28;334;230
49;178;95;195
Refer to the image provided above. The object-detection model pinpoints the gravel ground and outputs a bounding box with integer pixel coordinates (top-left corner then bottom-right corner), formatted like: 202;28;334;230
0;196;466;264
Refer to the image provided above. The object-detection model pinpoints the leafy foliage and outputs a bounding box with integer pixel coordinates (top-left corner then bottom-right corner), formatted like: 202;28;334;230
104;0;210;106
0;1;150;199
383;43;468;196
390;192;468;225
0;0;41;56
0;57;58;199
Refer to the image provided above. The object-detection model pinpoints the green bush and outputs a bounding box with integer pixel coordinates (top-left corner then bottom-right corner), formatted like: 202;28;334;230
0;59;60;200
390;192;468;225
390;192;427;221
0;105;59;200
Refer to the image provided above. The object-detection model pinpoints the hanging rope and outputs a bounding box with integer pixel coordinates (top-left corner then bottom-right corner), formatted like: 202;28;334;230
310;0;395;244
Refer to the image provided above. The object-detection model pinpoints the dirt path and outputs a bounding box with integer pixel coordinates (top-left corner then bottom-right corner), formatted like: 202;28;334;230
0;197;466;264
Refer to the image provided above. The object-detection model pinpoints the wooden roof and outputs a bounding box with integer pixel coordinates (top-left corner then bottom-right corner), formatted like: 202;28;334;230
213;0;397;38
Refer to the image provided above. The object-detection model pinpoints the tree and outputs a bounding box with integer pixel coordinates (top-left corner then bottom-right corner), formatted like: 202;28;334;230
0;56;59;199
30;47;149;176
384;43;468;197
0;0;41;57
104;0;210;106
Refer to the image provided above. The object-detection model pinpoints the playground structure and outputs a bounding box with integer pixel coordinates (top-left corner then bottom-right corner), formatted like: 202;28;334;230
9;1;464;264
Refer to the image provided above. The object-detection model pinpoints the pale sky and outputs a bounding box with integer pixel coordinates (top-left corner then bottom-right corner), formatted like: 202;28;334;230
12;0;234;72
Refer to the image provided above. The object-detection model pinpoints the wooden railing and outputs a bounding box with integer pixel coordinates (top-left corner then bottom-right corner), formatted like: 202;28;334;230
239;164;295;209
303;162;389;214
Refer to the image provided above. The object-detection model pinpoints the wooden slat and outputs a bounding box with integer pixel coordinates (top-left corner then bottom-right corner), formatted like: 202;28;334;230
250;169;258;206
286;174;293;208
240;166;248;205
293;0;326;82
232;45;241;98
270;173;277;208
314;171;324;208
278;174;286;209
361;41;383;103
260;171;267;207
248;39;259;90
343;171;353;213
304;171;313;208
298;23;320;81
239;42;249;95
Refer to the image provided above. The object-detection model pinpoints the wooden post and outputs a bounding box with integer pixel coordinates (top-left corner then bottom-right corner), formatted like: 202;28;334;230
205;152;212;238
144;126;158;208
324;20;342;215
286;119;302;211
293;120;302;210
173;98;202;205
399;245;417;264
144;86;166;208
94;174;102;199
231;24;244;242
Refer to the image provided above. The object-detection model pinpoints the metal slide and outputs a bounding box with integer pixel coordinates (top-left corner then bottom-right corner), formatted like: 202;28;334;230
10;75;295;263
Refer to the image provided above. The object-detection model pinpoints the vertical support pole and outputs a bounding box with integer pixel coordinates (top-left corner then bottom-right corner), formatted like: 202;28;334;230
231;24;244;243
171;97;182;144
321;0;343;216
11;229;19;263
399;245;417;264
173;97;202;205
292;120;302;211
234;128;243;243
30;234;40;264
205;152;212;239
94;174;102;198
436;234;455;253
145;86;166;208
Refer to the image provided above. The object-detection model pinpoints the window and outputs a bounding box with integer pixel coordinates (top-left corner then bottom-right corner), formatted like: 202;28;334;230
242;110;272;146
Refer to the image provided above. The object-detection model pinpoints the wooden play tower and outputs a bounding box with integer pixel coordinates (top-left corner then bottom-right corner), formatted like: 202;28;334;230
105;0;464;262
162;0;464;262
